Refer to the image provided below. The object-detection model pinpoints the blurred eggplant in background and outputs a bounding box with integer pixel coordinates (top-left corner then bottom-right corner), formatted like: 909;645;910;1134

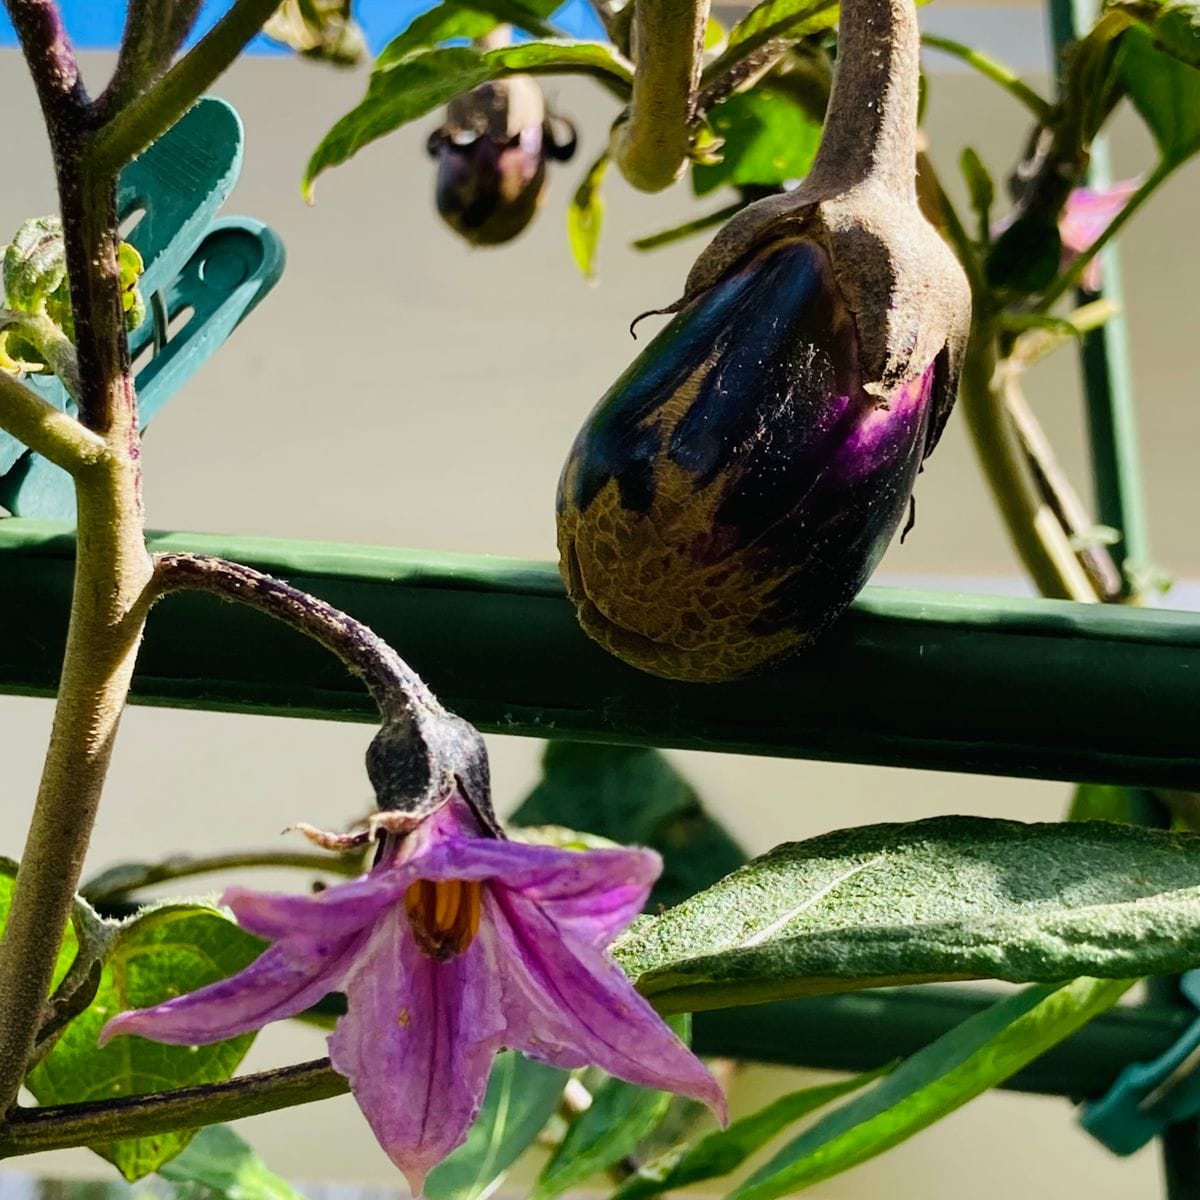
427;77;577;246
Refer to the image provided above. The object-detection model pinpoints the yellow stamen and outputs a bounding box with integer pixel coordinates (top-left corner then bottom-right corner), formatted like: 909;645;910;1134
404;879;484;960
435;880;462;928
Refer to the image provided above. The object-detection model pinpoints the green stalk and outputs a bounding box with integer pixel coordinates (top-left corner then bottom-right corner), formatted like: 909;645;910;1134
93;0;282;173
611;0;709;191
921;34;1053;121
0;370;102;470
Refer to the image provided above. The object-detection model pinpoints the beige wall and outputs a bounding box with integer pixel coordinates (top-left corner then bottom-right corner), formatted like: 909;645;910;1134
2;15;1197;1195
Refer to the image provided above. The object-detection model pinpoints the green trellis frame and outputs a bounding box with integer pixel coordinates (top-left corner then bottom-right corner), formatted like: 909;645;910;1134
1;0;1197;1192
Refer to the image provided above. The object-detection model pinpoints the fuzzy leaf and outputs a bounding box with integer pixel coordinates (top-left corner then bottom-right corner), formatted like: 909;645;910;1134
512;743;746;910
614;1066;890;1200
725;0;838;55
26;904;267;1180
3;215;66;313
616;817;1200;1012
305;42;632;196
424;1052;568;1200
728;978;1131;1199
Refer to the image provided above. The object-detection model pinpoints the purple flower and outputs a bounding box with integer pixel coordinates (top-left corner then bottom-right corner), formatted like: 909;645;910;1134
1058;179;1139;292
100;797;724;1192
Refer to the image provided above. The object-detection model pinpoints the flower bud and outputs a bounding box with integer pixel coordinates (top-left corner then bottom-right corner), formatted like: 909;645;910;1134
427;77;576;246
557;0;970;682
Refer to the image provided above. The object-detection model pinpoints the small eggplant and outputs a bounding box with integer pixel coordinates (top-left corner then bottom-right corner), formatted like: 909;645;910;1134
556;0;970;682
426;77;577;246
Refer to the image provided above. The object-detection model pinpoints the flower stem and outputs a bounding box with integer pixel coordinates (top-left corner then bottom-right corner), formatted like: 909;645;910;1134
92;0;281;173
611;0;709;191
150;553;436;722
0;1060;348;1158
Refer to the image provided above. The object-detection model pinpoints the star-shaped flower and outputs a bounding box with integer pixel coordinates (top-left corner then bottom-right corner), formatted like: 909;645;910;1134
101;796;725;1192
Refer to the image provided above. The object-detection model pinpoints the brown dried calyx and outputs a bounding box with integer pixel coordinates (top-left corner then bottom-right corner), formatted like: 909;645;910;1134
683;0;970;451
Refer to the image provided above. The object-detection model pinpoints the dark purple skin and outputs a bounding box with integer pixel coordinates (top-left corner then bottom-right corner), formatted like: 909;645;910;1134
558;238;937;650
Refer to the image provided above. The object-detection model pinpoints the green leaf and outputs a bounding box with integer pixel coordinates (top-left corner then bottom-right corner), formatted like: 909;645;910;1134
1119;24;1200;165
614;1066;890;1200
984;216;1062;294
424;1052;568;1200
567;153;609;280
511;743;746;910
1067;782;1160;824
958;146;994;238
615;816;1200;1013
1118;0;1200;68
692;88;822;196
304;42;632;197
376;0;561;68
728;978;1131;1199
533;1016;689;1199
158;1124;307;1200
26;904;267;1181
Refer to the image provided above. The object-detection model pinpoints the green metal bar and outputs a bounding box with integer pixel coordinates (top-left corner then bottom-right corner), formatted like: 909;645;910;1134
693;987;1193;1098
2;520;1200;787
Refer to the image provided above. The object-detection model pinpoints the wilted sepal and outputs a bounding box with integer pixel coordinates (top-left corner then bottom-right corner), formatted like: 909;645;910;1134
556;0;970;681
263;0;367;67
427;76;576;246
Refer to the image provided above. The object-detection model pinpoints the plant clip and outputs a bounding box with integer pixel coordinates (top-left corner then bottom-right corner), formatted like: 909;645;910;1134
1080;971;1200;1155
0;97;286;519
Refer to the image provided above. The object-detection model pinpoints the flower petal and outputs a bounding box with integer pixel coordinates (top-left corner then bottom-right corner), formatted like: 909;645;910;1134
485;889;727;1121
222;870;412;942
100;933;362;1047
408;840;662;948
328;906;510;1194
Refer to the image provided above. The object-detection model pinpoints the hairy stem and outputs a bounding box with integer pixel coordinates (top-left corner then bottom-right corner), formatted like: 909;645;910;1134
611;0;708;191
99;0;205;118
0;309;83;399
93;0;281;172
0;1060;348;1158
0;369;103;470
806;0;921;198
151;553;435;722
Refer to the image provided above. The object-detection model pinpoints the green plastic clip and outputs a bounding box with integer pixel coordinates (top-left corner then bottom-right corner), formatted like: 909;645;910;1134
0;97;285;518
1079;972;1200;1154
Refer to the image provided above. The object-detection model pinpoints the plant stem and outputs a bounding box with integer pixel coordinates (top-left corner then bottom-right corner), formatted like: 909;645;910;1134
1038;160;1172;312
0;1059;348;1158
956;319;1098;602
0;4;154;1116
611;0;709;191
921;34;1052;121
0;370;103;470
82;848;366;904
99;0;205;118
0;309;83;399
93;0;281;173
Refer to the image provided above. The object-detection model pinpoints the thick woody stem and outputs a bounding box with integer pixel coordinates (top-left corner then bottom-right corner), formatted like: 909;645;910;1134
805;0;921;198
611;0;708;191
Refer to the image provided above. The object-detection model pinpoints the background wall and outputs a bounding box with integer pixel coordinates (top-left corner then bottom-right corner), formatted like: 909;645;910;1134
1;2;1196;1194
